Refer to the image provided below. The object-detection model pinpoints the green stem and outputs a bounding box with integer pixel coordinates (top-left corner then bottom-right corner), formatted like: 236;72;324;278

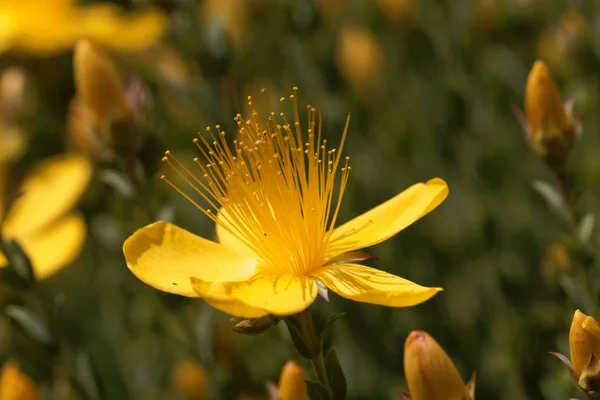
312;349;330;390
297;309;331;392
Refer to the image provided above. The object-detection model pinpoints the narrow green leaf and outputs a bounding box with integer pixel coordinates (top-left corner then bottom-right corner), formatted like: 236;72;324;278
305;380;330;400
578;213;595;245
324;349;347;400
284;316;313;359
320;313;346;350
3;239;35;289
532;181;565;219
5;305;52;344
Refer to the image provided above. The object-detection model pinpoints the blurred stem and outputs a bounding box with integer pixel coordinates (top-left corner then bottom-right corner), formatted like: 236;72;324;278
554;169;575;230
298;309;330;391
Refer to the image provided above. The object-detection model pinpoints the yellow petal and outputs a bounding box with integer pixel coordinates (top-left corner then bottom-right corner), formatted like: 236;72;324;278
571;309;594;378
11;212;86;280
312;264;441;307
191;273;317;317
204;298;268;319
80;5;167;52
326;178;448;257
582;315;600;363
123;222;257;297
215;208;258;259
2;154;92;237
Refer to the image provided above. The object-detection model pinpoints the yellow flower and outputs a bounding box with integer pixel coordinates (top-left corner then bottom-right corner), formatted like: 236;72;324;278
0;154;91;279
0;360;38;400
402;330;474;400
123;89;448;318
172;359;209;400
522;60;579;166
0;0;167;55
278;361;309;400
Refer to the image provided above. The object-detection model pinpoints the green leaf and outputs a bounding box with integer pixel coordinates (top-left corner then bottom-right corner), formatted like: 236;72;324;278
305;380;330;400
325;349;347;400
2;239;35;289
532;181;565;219
284;316;313;359
97;169;136;199
320;313;346;350
578;213;595;245
5;305;52;344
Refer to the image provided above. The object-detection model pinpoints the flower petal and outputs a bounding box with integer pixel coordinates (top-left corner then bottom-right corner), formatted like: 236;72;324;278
215;208;258;259
191;273;317;317
3;154;92;237
124;221;257;297
8;212;86;280
204;298;268;319
312;264;441;307
326;178;448;257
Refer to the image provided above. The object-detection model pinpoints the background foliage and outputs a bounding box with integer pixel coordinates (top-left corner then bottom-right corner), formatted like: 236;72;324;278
4;0;600;399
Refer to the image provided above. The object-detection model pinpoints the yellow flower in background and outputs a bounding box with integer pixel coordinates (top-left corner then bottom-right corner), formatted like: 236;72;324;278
172;359;209;400
401;330;475;400
123;89;448;318
521;60;579;166
0;0;167;55
0;154;91;280
278;361;309;400
0;360;38;400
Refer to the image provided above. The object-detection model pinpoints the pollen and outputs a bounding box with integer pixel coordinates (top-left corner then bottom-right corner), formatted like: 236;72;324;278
161;88;351;275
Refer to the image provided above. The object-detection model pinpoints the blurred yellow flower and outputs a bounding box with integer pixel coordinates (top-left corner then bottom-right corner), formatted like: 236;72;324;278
123;89;448;318
0;67;30;164
0;360;38;400
0;0;167;55
402;330;474;400
0;154;91;279
278;361;309;400
521;60;579;166
172;359;209;400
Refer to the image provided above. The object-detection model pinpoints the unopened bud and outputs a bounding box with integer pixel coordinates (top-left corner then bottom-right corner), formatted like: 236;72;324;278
570;310;594;378
520;60;580;168
403;330;473;400
232;314;281;335
0;360;38;400
74;40;130;132
172;359;209;400
278;361;309;400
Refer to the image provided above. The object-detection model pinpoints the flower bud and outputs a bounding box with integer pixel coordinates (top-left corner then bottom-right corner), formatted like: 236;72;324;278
522;60;579;168
73;40;130;133
232;314;281;335
0;360;38;400
172;359;209;400
278;361;309;400
570;309;594;378
403;330;473;400
336;26;383;99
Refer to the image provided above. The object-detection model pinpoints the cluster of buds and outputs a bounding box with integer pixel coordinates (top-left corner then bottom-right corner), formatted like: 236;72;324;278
552;310;600;396
400;330;475;400
515;60;582;170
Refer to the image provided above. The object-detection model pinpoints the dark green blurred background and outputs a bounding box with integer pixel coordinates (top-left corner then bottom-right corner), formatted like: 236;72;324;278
5;0;600;399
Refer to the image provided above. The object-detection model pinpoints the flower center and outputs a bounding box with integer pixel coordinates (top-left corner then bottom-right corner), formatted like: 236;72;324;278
161;88;351;275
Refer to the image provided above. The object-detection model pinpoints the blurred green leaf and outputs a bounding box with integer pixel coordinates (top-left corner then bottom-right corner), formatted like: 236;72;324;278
532;181;565;219
578;213;595;245
324;349;346;400
306;380;330;400
5;305;51;344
